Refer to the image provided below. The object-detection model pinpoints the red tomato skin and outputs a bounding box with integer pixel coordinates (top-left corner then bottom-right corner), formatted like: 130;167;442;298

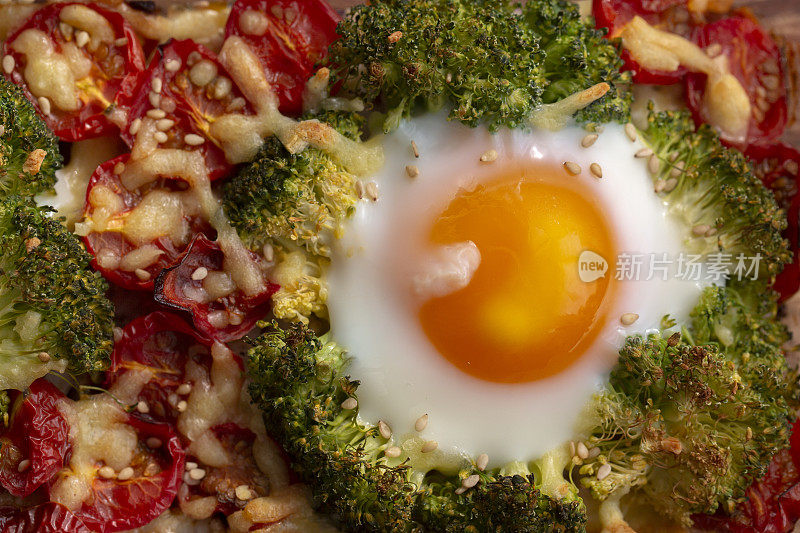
154;234;278;342
2;3;145;142
685;16;788;148
57;415;185;533
0;380;70;498
224;0;340;115
0;503;92;533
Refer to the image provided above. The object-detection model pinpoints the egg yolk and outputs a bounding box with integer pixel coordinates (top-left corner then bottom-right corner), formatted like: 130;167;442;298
417;165;616;383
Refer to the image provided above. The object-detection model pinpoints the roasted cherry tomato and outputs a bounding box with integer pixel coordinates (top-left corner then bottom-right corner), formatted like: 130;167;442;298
179;423;269;516
155;234;278;342
224;0;340;115
105;311;214;423
2;3;145;141
120;40;255;181
0;502;92;533
0;380;70;498
55;414;185;533
686;16;788;147
746;142;800;301
82;154;213;292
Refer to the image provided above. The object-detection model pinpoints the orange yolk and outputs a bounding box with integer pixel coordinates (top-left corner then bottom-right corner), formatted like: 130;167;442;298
417;165;616;383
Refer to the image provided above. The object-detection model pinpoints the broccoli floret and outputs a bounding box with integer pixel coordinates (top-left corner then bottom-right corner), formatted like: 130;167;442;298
247;322;587;532
223;112;362;323
580;286;798;526
638;109;790;277
327;0;630;132
0;196;114;390
0;78;61;198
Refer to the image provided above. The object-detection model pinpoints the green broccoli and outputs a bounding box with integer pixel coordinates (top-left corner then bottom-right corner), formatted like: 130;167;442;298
580;284;798;526
326;0;630;132
0;77;61;198
247;322;587;532
0;196;114;390
223;111;362;323
638;109;790;277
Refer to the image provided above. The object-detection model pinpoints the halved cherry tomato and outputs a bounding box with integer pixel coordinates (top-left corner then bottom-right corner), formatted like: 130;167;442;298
0;502;92;533
2;3;145;142
746;142;800;301
55;414;185;533
179;423;269;516
224;0;340;115
105;311;214;423
686;16;788;147
0;380;70;498
155;234;278;342
120;40;255;181
82;154;213;291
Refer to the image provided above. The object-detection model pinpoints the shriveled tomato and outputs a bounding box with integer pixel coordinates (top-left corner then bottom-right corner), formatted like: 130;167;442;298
82;154;213;291
120;40;256;181
179;423;269;516
155;234;278;342
686;16;788;147
746;142;800;301
0;502;92;533
54;413;185;533
224;0;340;115
0;380;70;498
105;311;213;423
2;3;145;142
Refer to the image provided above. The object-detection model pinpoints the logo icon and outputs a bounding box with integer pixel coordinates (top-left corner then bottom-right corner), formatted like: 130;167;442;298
578;250;608;282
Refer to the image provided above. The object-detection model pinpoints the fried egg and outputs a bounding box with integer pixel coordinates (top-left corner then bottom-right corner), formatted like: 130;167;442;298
327;112;710;466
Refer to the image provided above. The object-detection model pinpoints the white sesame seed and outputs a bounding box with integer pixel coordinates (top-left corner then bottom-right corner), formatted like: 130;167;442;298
2;55;14;74
378;420;392;439
663;178;678;193
746;426;753;441
620;313;639;326
625;122;637;142
129;118;142;135
189;468;206;480
191;267;208;281
588;447;601;459
212;77;232;99
37;97;51;116
136;400;149;413
146;437;162;448
17;459;30;473
341;397;357;410
154;132;168;144
98;466;116;479
117;467;134;481
152;78;163;94
37;351;50;363
146;109;166;119
168;394;179;407
184;134;205;146
165;59;181;72
262;243;274;263
385;446;402;458
563;161;581;175
149;92;161;108
692;224;711;236
75;30;90;48
235;485;253;500
669;151;679;162
365;181;379;202
648;154;660;175
596;463;612;480
156;118;175;131
176;400;188;412
705;227;717;237
411;140;419;158
455;486;467;495
577;442;589;459
635;148;653;158
355;181;366;199
415;414;428;432
114;162;126;175
189;60;218;87
462;474;480;489
227;97;246;112
406;165;419;178
480;149;498;162
114;37;129;47
654;180;666;193
581;133;598;148
569;441;576;457
58;22;73;40
589;163;602;179
706;43;722;58
186;462;198;471
476;453;489;471
421;440;438;453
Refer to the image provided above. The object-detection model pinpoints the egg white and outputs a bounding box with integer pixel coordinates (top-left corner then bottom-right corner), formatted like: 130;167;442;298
327;112;711;466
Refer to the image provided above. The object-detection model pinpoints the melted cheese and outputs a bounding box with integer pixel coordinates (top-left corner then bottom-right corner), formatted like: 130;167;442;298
529;83;610;130
118;5;230;51
123;189;189;246
10;29;81;111
59;4;115;51
0;4;37;42
119;244;165;272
